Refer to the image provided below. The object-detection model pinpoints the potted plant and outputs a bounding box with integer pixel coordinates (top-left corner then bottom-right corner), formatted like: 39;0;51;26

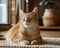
40;0;60;26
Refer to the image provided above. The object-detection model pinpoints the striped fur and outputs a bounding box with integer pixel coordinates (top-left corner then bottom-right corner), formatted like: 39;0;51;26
5;7;42;45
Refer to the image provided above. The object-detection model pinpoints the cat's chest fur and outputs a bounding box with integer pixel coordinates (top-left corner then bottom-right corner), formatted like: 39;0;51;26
26;28;38;35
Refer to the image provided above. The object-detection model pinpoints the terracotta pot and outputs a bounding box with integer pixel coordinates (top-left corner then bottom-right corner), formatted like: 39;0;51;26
43;9;60;26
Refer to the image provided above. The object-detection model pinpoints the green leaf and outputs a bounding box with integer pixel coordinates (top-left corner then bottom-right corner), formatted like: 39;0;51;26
40;0;55;9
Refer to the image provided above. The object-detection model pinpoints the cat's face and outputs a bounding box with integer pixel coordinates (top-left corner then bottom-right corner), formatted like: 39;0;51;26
20;7;39;28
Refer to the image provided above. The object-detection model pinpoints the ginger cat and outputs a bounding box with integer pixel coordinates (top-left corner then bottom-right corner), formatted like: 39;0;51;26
5;7;42;45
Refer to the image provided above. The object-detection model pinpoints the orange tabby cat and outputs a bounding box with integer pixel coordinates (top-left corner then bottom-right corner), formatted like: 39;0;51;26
5;7;42;45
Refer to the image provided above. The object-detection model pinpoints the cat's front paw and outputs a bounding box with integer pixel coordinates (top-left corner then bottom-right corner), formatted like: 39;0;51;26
31;39;42;45
31;40;38;45
19;40;30;45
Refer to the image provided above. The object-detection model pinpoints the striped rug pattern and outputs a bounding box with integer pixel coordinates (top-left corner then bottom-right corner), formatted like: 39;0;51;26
0;45;60;48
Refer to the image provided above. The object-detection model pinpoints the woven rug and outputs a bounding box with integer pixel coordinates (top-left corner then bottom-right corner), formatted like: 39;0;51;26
0;44;59;48
0;41;59;48
0;33;60;48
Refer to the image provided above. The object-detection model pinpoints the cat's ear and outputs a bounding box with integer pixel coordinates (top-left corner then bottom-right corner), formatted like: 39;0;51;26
19;9;25;17
32;7;38;14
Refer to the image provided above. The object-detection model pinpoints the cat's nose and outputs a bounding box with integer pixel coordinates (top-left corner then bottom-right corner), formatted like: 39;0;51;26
26;23;29;25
